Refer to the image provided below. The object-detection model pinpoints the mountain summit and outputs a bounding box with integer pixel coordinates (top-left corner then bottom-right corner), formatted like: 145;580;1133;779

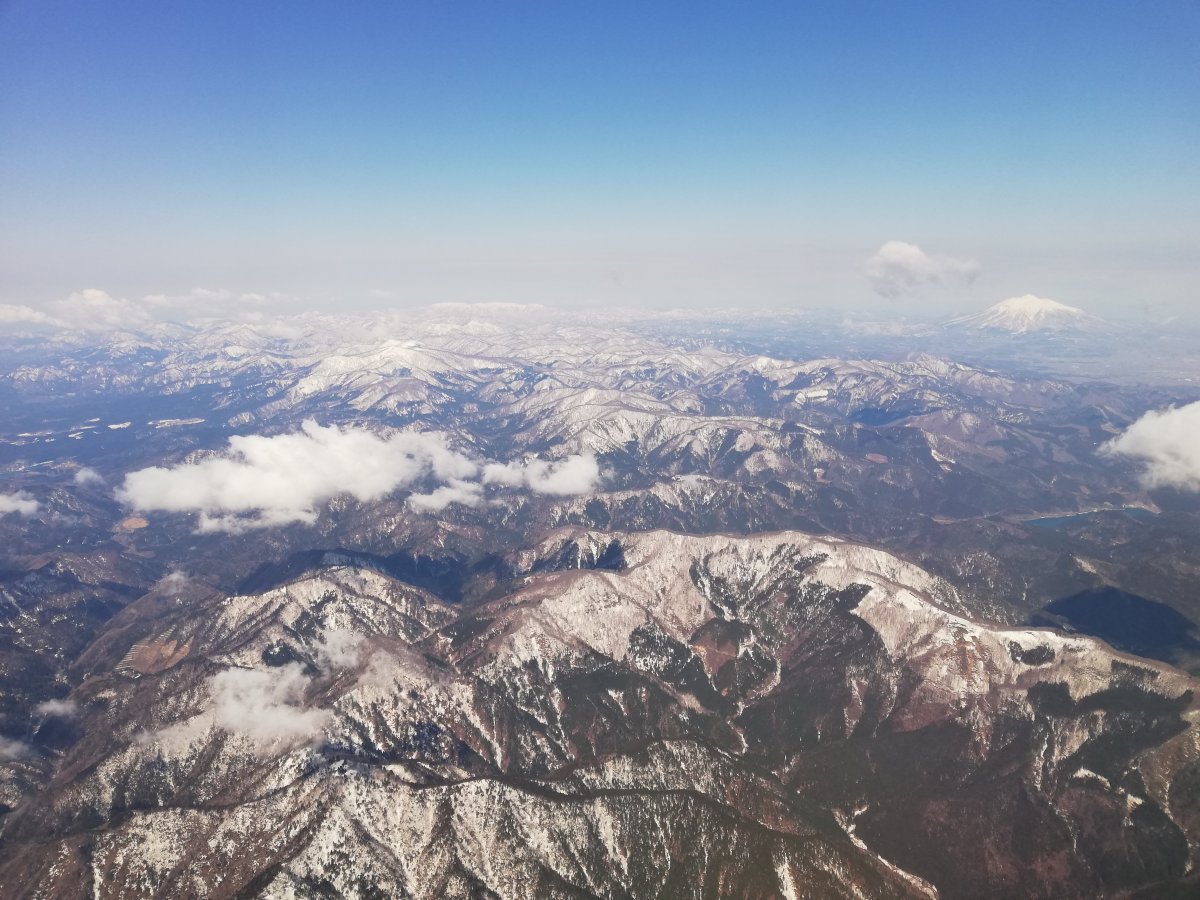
949;294;1095;334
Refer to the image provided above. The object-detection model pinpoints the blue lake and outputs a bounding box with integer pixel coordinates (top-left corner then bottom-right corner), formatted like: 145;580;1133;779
1023;507;1158;530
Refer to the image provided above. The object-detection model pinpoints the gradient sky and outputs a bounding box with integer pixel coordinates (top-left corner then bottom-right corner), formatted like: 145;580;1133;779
1;1;1197;318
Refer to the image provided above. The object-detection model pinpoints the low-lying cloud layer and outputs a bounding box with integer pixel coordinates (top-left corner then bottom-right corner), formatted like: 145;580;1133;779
119;420;599;532
142;629;363;754
316;629;364;670
0;304;54;326
865;241;979;298
0;492;38;517
1102;401;1200;491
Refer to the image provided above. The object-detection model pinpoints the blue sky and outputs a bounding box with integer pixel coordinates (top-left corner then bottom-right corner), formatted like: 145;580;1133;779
1;1;1197;317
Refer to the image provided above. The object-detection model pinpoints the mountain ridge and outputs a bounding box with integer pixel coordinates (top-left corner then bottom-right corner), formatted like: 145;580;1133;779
3;527;1197;898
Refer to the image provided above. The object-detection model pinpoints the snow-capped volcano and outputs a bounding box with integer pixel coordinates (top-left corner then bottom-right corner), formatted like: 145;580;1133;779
949;294;1095;334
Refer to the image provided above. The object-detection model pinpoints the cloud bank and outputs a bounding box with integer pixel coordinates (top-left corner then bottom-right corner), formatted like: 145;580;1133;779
0;287;294;334
143;287;291;324
865;241;979;298
119;420;476;532
52;289;153;332
0;304;54;326
119;420;600;532
0;492;38;517
1102;401;1200;491
0;289;150;332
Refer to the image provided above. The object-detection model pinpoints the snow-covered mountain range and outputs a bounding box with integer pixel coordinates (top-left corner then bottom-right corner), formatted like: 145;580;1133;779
5;530;1198;898
2;310;1199;898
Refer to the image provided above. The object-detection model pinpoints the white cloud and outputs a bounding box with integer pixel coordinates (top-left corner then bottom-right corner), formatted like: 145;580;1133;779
0;303;55;326
482;454;601;495
0;492;38;517
316;628;364;670
864;241;979;298
160;570;189;588
0;736;29;761
407;479;484;512
1102;401;1200;491
118;420;478;532
74;467;104;486
479;463;526;488
49;289;153;332
143;638;358;753
2;287;299;336
208;663;330;747
142;287;291;324
34;698;78;718
120;421;602;531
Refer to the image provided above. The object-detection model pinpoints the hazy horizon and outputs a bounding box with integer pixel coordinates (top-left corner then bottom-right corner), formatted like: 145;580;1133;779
2;1;1197;321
